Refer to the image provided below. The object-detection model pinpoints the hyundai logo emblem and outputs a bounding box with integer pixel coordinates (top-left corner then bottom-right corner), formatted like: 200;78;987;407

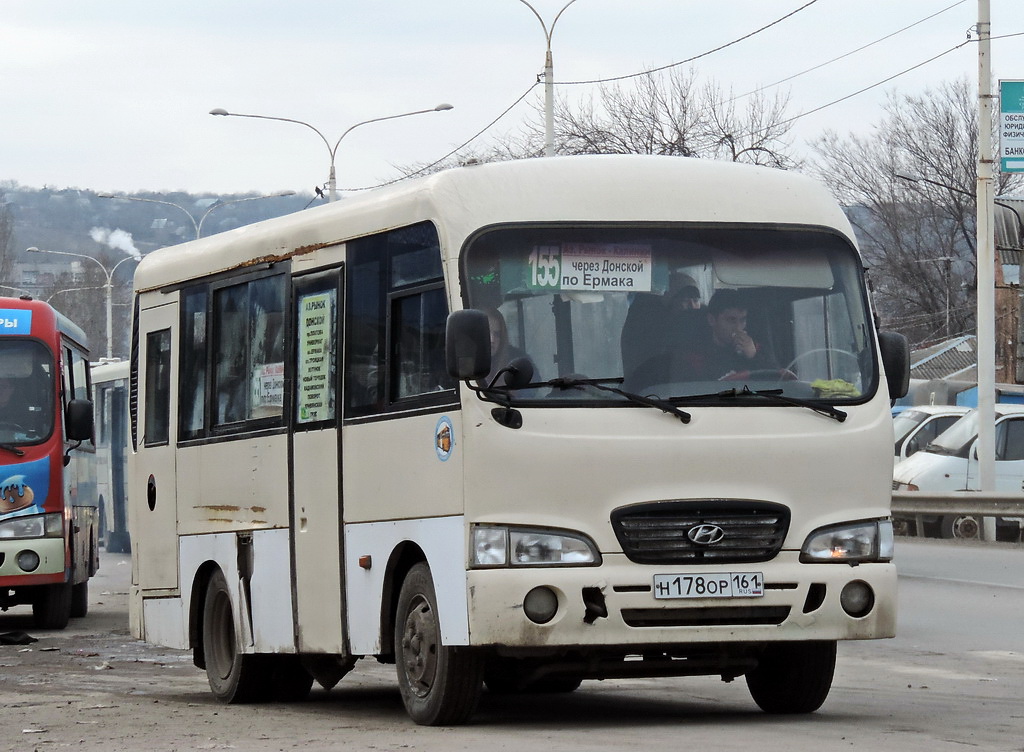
687;524;726;545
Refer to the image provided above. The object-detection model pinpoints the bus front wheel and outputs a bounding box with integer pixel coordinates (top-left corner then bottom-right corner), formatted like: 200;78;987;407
394;562;483;726
202;569;271;703
745;641;836;714
32;581;72;629
70;580;89;618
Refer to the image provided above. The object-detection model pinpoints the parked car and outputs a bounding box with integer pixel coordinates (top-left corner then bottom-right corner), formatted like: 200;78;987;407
892;405;971;466
892;405;1024;540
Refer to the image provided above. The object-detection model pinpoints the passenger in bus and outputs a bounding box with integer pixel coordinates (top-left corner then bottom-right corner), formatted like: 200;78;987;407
673;289;777;380
483;307;535;387
620;277;703;388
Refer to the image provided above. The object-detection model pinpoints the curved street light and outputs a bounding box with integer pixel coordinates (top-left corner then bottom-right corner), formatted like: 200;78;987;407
25;247;139;358
516;0;579;157
97;191;296;239
210;104;454;202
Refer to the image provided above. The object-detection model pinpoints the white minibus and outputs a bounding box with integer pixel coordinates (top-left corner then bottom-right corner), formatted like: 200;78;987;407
128;155;909;725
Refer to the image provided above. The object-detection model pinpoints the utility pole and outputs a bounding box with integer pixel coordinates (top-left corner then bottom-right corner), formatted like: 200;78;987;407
976;0;997;539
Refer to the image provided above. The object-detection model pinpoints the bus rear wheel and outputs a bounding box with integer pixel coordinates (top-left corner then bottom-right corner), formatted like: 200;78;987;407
32;581;72;629
394;562;483;726
202;569;272;703
745;641;836;714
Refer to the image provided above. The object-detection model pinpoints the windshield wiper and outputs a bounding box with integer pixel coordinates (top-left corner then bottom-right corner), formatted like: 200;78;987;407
544;376;691;424
713;386;847;422
0;443;26;457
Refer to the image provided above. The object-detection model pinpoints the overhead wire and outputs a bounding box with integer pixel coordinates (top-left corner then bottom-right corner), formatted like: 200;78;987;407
340;5;1024;193
556;0;822;86
726;0;968;103
336;82;539;192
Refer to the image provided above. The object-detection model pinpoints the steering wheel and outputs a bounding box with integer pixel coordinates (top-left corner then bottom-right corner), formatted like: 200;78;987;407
786;348;860;377
0;420;28;435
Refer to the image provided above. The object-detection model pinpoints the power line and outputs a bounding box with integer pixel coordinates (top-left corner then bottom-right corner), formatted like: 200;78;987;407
727;0;968;103
557;0;821;87
338;82;539;192
771;30;1024;131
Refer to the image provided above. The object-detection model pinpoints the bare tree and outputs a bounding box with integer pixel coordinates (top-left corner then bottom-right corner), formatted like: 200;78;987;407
399;68;799;179
809;77;1022;347
520;68;799;168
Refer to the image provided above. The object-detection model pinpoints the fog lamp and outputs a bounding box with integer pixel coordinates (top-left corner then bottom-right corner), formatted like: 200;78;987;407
17;550;41;573
840;580;874;617
523;586;559;624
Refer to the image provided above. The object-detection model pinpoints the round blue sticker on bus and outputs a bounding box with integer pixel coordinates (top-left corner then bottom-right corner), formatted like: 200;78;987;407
434;416;454;461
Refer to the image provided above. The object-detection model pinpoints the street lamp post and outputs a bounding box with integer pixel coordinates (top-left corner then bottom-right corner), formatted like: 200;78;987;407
210;104;454;202
97;191;296;239
517;0;578;157
25;247;138;359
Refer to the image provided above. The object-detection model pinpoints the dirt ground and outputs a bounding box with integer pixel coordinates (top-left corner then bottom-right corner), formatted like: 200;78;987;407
3;544;1023;752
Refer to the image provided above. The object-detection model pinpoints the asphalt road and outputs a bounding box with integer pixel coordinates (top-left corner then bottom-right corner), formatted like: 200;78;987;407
0;538;1021;751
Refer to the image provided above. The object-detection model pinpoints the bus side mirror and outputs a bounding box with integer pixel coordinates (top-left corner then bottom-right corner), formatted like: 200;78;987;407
446;309;492;381
878;331;910;400
65;398;94;442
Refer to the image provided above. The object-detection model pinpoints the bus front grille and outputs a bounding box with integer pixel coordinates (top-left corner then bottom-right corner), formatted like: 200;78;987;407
621;605;791;628
610;500;790;565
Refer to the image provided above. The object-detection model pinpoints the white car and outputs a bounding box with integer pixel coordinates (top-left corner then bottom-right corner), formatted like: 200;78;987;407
892;405;971;466
892;405;1024;540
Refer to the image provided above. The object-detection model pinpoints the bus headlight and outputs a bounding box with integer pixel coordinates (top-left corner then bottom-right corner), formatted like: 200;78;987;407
0;513;63;540
471;525;600;568
800;520;894;564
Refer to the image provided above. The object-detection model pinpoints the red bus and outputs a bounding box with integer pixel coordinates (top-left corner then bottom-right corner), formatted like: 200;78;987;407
0;296;98;629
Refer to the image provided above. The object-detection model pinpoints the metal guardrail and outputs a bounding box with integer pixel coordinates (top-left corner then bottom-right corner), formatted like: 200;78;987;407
891;491;1024;516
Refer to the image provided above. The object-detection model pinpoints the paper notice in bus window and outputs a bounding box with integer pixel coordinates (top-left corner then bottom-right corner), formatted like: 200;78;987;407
527;243;652;293
297;291;335;423
251;362;284;418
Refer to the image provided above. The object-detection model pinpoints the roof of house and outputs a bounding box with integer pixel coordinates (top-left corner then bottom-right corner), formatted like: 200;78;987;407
910;335;977;381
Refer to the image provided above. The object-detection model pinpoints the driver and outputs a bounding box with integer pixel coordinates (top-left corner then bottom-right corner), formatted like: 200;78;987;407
0;377;39;436
674;289;776;379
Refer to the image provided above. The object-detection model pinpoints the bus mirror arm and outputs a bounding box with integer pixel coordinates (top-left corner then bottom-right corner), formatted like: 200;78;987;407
63;440;82;467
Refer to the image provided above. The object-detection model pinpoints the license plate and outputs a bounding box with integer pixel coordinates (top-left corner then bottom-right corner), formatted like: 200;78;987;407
653;572;764;599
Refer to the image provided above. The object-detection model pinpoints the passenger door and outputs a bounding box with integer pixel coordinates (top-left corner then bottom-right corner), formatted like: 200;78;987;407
131;300;179;591
289;269;346;653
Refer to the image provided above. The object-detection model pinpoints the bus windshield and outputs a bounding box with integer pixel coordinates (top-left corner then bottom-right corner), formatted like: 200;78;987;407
462;224;876;405
0;339;54;444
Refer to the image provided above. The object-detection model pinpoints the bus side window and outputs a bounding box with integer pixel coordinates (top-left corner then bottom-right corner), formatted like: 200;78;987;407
179;287;208;439
65;343;95;450
345;221;452;417
392;286;452;400
144;329;171;446
211;274;286;427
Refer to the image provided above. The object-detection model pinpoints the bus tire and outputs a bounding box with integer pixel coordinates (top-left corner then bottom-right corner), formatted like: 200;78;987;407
32;581;72;630
395;562;483;726
745;641;836;714
70;580;89;618
202;569;271;703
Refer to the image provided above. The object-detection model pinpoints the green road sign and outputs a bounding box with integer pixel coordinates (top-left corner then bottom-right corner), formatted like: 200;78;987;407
1000;80;1024;173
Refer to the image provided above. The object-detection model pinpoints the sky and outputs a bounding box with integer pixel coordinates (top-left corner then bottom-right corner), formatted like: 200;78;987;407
2;0;1023;196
